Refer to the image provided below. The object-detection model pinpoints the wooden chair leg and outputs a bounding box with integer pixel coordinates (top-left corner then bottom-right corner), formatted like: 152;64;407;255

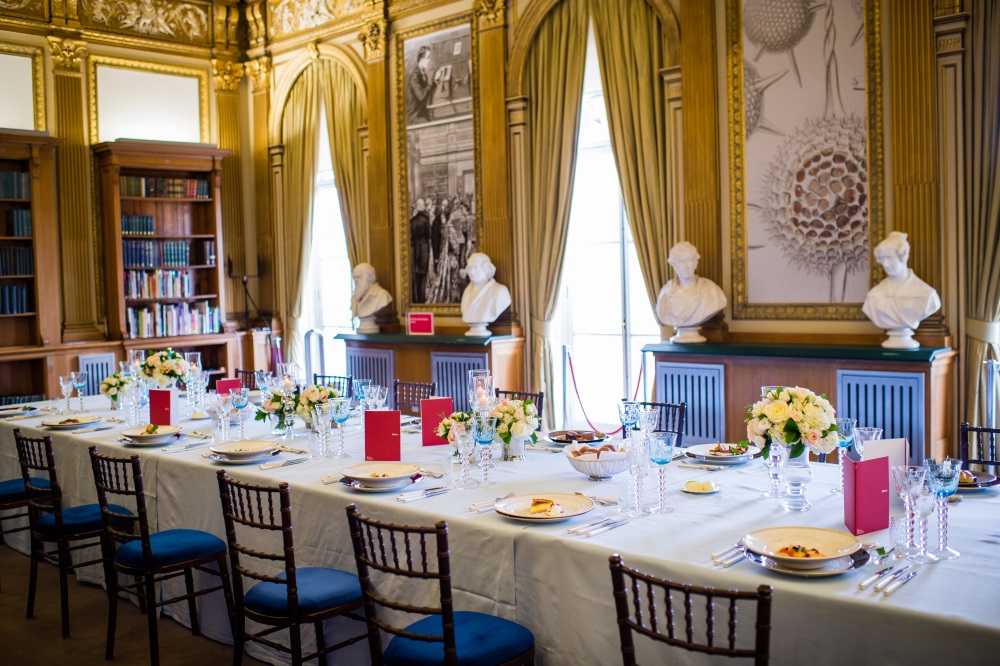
57;541;71;638
144;575;160;666
25;538;39;619
184;568;200;636
135;575;147;614
290;623;303;666
315;620;327;666
106;567;119;660
231;610;246;666
217;557;237;643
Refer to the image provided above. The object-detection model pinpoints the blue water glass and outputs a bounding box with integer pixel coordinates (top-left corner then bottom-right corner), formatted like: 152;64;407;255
330;398;352;458
473;415;498;486
618;401;641;440
924;457;961;560
648;432;676;514
832;417;856;495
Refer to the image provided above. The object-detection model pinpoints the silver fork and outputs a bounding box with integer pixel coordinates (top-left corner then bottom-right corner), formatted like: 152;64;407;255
712;540;745;563
575;491;618;506
469;492;515;513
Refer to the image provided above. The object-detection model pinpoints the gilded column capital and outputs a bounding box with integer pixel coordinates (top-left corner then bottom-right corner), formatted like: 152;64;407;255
212;59;245;93
475;0;506;28
48;37;87;73
246;57;271;94
359;19;387;61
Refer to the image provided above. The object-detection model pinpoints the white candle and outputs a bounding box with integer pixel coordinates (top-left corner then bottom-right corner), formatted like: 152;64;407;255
283;376;293;392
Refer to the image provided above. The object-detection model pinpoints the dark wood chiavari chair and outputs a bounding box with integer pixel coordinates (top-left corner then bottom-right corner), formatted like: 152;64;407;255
393;379;438;415
13;428;132;639
609;554;772;665
345;504;535;666
313;373;353;398
217;471;367;666
959;422;1000;469
0;461;50;592
495;389;545;421
637;401;686;446
234;369;259;390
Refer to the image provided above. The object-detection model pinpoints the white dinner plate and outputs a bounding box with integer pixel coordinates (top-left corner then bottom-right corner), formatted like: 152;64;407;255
124;433;187;447
685;443;760;464
1;406;38;417
494;493;595;523
342;462;422;487
743;548;870;577
189;412;212;421
207;452;276;465
340;476;422;493
681;481;721;494
41;415;102;429
121;425;182;444
210;440;279;460
957;470;999;492
743;526;861;570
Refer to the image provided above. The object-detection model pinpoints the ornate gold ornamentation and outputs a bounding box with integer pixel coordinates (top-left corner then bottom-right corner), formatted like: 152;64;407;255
246;56;271;93
213;1;240;50
0;0;45;21
212;58;244;92
79;0;210;43
0;42;45;130
244;1;267;48
307;42;321;60
359;19;386;60
48;37;88;72
474;0;505;26
934;0;961;17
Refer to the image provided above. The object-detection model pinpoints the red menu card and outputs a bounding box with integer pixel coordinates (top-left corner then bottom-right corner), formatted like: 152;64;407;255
365;410;401;461
421;397;453;446
216;378;243;396
407;312;434;335
149;388;178;427
843;453;890;536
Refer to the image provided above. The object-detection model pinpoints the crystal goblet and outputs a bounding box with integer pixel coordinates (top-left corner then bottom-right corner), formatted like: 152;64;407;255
452;421;478;490
854;427;883;461
330;398;352;458
473;415;498;486
924;457;962;560
618;401;641;441
648;432;676;514
831;417;856;495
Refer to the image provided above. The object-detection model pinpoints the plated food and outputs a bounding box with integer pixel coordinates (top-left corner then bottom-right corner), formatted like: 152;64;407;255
563;442;629;480
685;443;760;465
494;493;595;522
122;424;183;445
708;442;749;456
209;440;279;463
547;430;608;444
41;415;102;429
957;469;999;491
341;462;421;488
742;527;861;570
743;547;870;578
682;480;720;494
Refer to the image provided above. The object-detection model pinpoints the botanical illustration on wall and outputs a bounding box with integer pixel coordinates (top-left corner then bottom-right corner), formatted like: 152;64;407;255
398;20;478;308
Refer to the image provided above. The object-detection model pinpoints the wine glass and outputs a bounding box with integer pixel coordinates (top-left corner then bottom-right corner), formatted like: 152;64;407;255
254;370;273;392
473;415;498;486
230;388;250;440
623;435;650;517
618;401;641;440
330;398;352;458
58;376;74;414
761;442;788;498
365;385;383;412
71;371;89;412
637;407;660;435
910;485;939;564
923;457;962;560
370;385;388;410
648;432;676;514
214;392;233;443
353;379;372;430
311;404;333;459
831;418;856;495
854;427;882;461
452;421;478;490
892;465;929;561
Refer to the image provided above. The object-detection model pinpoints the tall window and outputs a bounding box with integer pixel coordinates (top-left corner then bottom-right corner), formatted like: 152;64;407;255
552;26;660;427
303;107;353;376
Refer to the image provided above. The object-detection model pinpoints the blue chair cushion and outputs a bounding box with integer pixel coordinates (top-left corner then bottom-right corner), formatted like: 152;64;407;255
34;503;132;538
383;611;535;666
0;477;50;505
114;529;226;569
243;567;361;617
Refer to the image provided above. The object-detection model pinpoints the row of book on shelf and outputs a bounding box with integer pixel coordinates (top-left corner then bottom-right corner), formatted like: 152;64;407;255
0;170;31;199
123;239;215;268
126;301;222;339
5;210;32;237
0;283;31;314
121;215;154;235
120;176;210;199
124;269;195;299
0;245;33;275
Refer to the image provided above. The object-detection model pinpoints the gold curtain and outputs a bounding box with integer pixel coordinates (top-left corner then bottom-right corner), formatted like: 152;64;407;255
589;0;672;308
525;0;589;429
318;59;369;267
281;65;322;366
965;0;1000;425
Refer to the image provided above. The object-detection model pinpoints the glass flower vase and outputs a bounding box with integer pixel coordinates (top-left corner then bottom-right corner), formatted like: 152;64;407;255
780;446;813;512
502;435;528;462
270;412;293;436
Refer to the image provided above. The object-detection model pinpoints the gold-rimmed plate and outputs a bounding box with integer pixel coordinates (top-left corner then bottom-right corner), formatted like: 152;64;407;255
494;493;595;523
41;415;102;429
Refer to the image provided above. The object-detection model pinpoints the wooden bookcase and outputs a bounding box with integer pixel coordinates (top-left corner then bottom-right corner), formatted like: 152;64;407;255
0;131;61;404
93;140;238;381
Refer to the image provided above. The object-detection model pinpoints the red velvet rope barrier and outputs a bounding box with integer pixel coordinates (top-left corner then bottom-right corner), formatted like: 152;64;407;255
565;350;643;434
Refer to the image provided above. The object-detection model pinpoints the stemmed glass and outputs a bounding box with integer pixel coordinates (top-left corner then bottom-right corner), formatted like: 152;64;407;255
761;442;788;498
648;432;676;514
618;401;641;441
58;376;74;414
184;352;202;374
891;465;931;562
353;379;372;430
330;398;352;458
637;407;660;435
371;386;388;410
254;371;273;392
831;418;856;494
911;486;939;564
129;349;147;375
854;427;883;460
71;371;89;412
214;392;233;443
452;421;478;489
473;415;498;486
623;435;650;517
230;388;250;440
924;457;962;560
311;404;333;459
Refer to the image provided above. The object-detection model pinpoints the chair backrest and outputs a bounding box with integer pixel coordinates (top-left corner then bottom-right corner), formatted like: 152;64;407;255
345;504;456;665
87;447;147;556
609;554;772;666
13;428;62;533
234;369;258;390
959;422;1000;467
314;373;353;398
393;379;438;413
638;401;686;446
495;389;545;421
216;471;300;617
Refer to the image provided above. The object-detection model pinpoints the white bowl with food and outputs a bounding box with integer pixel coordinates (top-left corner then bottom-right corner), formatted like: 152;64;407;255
122;424;183;445
742;526;861;570
342;462;422;487
210;440;279;461
563;442;629;480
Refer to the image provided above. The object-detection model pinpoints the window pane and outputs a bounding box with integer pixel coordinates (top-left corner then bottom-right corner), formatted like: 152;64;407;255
565;333;624;427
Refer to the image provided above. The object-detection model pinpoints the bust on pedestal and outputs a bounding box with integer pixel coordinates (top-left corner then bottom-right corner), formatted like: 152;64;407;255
352;263;392;334
862;232;941;349
461;253;511;337
655;242;727;343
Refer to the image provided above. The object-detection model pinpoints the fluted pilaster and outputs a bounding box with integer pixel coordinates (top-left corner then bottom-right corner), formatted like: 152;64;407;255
213;58;247;323
247;56;276;319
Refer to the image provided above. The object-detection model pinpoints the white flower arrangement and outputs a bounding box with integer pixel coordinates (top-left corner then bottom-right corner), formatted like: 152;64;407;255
141;349;189;387
435;411;473;443
489;398;540;445
99;372;126;402
746;386;839;458
296;384;340;423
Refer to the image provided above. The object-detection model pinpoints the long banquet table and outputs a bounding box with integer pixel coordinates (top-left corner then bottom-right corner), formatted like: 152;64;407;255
1;397;997;665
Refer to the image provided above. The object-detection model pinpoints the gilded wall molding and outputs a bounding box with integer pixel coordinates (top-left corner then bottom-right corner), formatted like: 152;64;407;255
934;0;961;17
359;18;387;61
48;36;88;72
246;56;272;93
213;0;241;53
0;0;46;22
475;0;505;28
267;0;367;41
245;1;267;49
212;58;244;92
0;41;46;130
78;0;212;46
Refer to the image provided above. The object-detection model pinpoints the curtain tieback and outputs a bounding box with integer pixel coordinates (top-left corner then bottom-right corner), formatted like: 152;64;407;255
530;317;552;337
966;317;1000;345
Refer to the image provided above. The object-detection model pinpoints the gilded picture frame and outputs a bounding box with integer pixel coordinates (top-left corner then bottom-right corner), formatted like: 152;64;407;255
0;42;45;131
396;13;482;316
727;0;883;320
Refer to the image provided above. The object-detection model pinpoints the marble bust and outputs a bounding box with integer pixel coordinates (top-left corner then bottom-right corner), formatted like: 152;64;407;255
862;232;941;349
460;252;511;336
352;263;392;333
655;242;727;344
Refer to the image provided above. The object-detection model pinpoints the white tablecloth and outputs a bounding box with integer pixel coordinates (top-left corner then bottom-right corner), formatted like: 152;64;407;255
1;397;997;665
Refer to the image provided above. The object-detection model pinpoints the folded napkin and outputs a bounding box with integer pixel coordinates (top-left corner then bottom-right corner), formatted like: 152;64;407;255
162;440;205;453
4;414;41;421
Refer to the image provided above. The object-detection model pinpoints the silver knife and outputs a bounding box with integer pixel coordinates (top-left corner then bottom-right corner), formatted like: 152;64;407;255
883;570;918;596
397;488;449;503
585;519;630;537
874;565;911;591
73;426;114;434
859;565;896;589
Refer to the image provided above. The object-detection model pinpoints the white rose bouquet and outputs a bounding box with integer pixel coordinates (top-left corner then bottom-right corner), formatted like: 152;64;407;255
489;398;540;445
745;386;839;458
99;372;125;402
435;411;473;443
296;384;340;423
141;348;189;387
